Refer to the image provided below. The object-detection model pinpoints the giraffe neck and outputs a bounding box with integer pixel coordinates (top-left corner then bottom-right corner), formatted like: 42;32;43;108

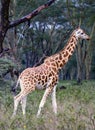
57;34;78;69
44;33;78;71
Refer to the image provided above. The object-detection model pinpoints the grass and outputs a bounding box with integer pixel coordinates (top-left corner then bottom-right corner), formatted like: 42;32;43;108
0;80;95;130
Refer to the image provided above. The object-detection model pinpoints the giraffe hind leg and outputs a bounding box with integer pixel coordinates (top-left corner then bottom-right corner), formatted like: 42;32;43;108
12;93;22;118
20;96;27;116
12;86;35;118
12;91;26;118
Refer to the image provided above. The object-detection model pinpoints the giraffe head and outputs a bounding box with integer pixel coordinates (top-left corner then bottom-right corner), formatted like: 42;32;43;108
74;27;90;40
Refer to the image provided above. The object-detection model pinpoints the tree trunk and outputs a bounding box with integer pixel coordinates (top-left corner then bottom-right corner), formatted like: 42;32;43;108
76;41;86;84
0;0;10;53
85;22;95;80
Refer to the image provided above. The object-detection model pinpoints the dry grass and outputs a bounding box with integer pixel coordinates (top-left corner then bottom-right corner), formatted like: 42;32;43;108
0;80;95;130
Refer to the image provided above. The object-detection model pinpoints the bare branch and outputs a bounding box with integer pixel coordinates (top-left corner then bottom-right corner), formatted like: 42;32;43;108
0;48;10;58
8;0;56;29
34;54;47;67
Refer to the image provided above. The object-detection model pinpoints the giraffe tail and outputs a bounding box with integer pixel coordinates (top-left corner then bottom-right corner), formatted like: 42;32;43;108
11;78;20;96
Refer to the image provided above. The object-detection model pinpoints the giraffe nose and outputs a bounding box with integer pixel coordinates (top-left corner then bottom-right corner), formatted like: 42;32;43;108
85;34;90;40
87;36;90;40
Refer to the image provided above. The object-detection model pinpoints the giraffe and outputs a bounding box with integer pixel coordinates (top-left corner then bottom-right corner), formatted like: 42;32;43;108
12;27;90;117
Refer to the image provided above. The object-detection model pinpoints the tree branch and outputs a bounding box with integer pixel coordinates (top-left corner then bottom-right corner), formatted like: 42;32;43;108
8;0;56;29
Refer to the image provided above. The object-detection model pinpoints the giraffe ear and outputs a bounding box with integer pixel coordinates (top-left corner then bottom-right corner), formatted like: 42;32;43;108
75;26;80;30
77;26;80;29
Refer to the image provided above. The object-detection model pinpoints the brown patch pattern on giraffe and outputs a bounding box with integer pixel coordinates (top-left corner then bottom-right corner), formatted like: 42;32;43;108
12;28;90;117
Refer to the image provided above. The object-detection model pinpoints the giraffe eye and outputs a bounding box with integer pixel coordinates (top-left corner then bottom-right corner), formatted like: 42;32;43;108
81;32;84;35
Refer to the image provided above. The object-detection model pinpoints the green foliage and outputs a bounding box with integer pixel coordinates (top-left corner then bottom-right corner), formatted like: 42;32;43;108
0;80;95;130
0;58;16;77
0;0;94;83
7;0;95;80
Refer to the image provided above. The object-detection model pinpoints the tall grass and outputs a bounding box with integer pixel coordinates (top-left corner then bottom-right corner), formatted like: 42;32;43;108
0;80;95;130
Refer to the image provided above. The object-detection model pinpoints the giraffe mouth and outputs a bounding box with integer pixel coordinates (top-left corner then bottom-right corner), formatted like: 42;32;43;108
86;37;90;40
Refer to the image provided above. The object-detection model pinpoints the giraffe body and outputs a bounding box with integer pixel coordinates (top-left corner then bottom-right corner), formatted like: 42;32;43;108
19;63;58;91
12;27;90;117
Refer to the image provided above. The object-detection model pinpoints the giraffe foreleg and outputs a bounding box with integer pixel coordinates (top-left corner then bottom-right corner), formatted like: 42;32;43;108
37;87;52;117
51;85;57;114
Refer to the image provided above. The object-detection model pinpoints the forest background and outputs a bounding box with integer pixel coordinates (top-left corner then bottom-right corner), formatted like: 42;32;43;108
0;1;95;130
0;0;95;84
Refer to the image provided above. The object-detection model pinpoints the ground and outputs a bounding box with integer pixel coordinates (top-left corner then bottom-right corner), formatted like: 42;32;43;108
0;80;95;130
